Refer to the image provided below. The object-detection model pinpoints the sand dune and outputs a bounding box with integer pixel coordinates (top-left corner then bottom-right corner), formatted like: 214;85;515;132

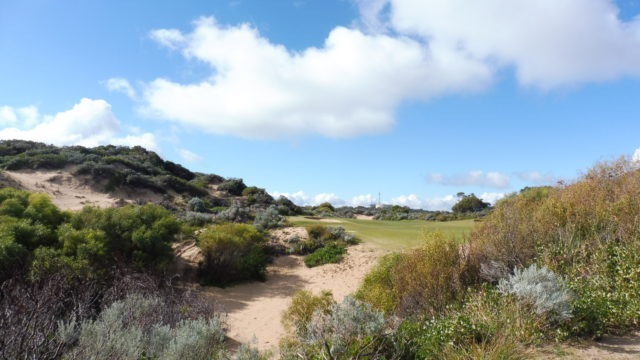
202;243;385;352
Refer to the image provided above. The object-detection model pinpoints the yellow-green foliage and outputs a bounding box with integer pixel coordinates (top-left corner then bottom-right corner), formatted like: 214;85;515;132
198;223;269;285
395;232;468;316
354;253;401;313
355;232;469;317
470;157;640;335
281;290;334;333
401;287;542;360
0;189;179;282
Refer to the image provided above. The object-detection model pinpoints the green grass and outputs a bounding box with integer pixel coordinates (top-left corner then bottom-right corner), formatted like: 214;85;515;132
288;216;475;251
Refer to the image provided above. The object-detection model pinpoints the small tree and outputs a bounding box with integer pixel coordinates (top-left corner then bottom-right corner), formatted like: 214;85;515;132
452;193;489;213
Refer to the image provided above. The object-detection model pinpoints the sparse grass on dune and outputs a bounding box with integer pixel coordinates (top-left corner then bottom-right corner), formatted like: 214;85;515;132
288;216;475;250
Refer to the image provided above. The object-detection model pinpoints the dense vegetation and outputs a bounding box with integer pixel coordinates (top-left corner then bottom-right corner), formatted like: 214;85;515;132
283;157;640;359
197;223;271;286
0;186;274;359
305;203;490;221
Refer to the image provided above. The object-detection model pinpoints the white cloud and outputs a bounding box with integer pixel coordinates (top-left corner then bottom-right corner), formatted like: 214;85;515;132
390;194;458;211
178;148;202;163
479;192;508;205
516;171;557;185
364;0;640;88
142;17;491;139
427;170;511;189
633;148;640;163
270;190;504;211
0;98;159;151
349;194;378;207
0;105;41;128
105;77;137;99
270;191;346;206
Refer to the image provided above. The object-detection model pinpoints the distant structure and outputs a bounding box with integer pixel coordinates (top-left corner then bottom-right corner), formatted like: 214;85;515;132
375;192;383;209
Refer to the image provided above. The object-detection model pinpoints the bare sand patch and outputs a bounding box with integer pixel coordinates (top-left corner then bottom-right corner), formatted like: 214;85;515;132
1;169;162;211
355;215;374;220
319;218;342;223
202;243;385;352
534;333;640;359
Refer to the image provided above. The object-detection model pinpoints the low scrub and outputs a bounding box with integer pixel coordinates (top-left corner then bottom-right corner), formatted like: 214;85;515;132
198;223;270;286
303;244;346;268
57;293;226;360
280;296;400;360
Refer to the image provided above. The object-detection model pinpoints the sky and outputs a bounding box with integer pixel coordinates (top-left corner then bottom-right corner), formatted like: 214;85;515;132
1;0;640;210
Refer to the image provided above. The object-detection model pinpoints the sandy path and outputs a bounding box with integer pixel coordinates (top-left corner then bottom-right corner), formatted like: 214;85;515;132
202;243;385;352
534;333;640;359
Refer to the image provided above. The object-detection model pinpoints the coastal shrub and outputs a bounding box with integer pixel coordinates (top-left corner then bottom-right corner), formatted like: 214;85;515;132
253;206;285;232
58;293;226;360
187;197;207;213
468;158;640;336
242;186;274;205
68;204;179;272
394;232;468;316
214;205;252;223
355;254;402;314
303;297;391;359
198;223;269;285
306;224;332;242
274;196;302;216
400;287;540;360
304;244;346;268
282;290;334;335
315;202;335;213
218;178;246;196
179;211;215;227
498;264;573;322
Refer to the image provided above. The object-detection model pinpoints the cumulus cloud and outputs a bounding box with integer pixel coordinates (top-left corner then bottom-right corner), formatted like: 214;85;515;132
0;98;158;151
478;192;508;205
427;170;511;189
270;191;346;206
0;105;41;128
633;148;640;162
178;148;203;163
516;171;557;185
105;77;137;99
141;16;491;139
362;0;640;88
271;191;504;211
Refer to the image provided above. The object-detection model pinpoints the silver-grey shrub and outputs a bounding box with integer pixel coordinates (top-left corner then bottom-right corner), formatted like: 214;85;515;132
215;205;252;223
254;205;285;232
498;264;573;321
187;197;207;212
304;297;387;358
58;293;226;360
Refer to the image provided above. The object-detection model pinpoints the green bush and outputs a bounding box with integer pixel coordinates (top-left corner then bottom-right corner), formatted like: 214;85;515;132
355;253;401;314
198;223;270;285
304;244;346;268
282;290;334;335
469;158;640;336
218;178;246;196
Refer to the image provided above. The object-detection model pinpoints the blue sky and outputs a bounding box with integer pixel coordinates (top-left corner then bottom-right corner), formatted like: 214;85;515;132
1;0;639;210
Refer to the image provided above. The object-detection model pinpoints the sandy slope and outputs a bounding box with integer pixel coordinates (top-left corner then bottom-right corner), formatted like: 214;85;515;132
534;333;640;359
1;169;162;210
202;243;385;352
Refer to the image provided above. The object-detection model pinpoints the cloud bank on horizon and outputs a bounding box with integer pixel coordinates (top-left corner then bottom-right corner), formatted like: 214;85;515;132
270;190;508;211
